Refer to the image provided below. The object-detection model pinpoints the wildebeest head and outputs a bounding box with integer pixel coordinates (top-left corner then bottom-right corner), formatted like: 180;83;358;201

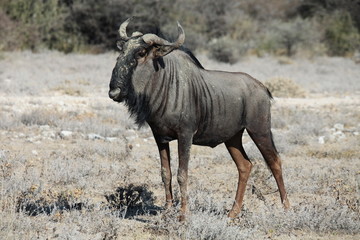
109;18;185;102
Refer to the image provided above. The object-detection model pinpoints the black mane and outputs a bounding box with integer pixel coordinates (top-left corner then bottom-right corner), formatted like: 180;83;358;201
179;46;204;69
124;71;151;127
152;27;204;70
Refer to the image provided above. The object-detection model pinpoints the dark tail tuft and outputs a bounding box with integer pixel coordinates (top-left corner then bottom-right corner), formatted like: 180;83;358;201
266;87;273;99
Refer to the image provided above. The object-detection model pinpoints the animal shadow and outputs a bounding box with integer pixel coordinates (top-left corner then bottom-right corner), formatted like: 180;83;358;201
16;193;84;216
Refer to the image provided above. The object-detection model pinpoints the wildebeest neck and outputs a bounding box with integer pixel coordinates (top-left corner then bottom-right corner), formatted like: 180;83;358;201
125;51;203;127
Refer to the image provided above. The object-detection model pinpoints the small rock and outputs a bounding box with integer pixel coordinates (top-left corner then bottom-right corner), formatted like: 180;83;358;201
87;133;104;140
354;132;359;136
334;123;344;131
124;129;138;141
0;150;7;159
318;136;325;144
125;136;137;141
39;125;50;131
105;137;118;142
333;131;346;139
42;131;56;139
32;150;38;156
59;130;73;139
27;136;41;144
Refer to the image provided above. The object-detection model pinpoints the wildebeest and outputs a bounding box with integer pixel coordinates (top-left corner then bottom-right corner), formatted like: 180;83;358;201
109;18;290;220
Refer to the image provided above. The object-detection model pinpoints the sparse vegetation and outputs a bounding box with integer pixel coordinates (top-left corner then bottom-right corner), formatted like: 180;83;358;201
0;0;359;235
0;51;359;239
1;0;359;60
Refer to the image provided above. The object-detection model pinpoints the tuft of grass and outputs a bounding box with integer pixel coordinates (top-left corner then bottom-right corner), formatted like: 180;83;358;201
306;142;359;159
20;109;63;126
56;86;83;96
265;77;306;98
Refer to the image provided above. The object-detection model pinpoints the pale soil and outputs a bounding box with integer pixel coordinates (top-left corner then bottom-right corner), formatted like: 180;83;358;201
0;51;359;239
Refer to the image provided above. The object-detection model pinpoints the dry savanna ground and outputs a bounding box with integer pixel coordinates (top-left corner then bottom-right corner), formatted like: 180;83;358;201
0;51;359;239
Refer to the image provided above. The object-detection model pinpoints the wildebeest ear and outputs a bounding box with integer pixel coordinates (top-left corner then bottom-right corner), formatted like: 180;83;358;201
153;45;175;58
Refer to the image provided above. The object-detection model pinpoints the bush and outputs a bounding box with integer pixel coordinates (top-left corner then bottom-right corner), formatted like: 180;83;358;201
1;0;359;56
324;11;360;56
264;77;306;98
275;18;311;56
0;10;21;51
208;36;241;64
20;109;62;126
0;0;83;52
257;17;320;57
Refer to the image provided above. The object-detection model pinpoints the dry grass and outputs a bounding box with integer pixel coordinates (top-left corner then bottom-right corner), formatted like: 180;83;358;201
264;77;306;98
0;51;359;239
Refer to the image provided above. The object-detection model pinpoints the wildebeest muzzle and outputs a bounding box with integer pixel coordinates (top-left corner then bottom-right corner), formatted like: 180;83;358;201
108;88;122;101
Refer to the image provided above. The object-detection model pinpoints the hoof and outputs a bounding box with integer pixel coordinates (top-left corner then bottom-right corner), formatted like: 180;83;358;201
227;209;240;219
178;214;186;222
164;200;174;209
283;198;290;210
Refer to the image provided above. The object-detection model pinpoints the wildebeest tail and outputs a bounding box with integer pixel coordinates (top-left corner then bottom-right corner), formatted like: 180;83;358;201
266;87;273;100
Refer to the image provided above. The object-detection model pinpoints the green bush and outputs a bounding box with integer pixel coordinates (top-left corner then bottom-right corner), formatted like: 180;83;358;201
0;0;83;52
0;0;359;56
257;18;320;57
0;9;20;51
208;36;241;64
275;18;309;56
324;11;360;56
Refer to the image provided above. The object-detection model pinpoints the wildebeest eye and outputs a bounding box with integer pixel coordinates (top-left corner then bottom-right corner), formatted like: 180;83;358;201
136;48;147;59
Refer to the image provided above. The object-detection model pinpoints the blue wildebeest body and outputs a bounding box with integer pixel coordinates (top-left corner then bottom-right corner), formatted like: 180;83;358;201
109;18;289;220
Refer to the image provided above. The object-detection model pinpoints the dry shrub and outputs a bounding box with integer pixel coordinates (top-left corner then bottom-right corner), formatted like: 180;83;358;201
306;141;359;159
265;77;306;98
105;184;158;218
53;86;83;96
20;109;63;126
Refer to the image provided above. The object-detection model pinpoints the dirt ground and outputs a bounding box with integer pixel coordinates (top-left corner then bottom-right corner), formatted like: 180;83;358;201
0;51;359;239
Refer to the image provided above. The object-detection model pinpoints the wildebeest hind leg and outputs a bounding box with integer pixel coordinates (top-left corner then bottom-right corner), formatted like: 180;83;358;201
225;129;252;218
247;130;290;209
155;140;173;209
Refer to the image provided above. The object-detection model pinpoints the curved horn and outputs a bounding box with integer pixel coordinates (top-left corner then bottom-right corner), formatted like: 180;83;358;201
118;17;133;40
142;22;185;47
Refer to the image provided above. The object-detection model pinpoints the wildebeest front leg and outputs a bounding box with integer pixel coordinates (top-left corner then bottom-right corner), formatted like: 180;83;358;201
177;134;193;221
155;139;173;209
